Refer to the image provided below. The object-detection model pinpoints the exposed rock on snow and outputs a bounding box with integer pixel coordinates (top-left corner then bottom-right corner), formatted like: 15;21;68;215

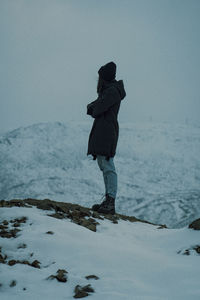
9;280;17;287
189;218;200;230
0;216;27;238
7;259;41;268
0;198;165;232
47;269;68;282
74;284;95;298
85;275;99;280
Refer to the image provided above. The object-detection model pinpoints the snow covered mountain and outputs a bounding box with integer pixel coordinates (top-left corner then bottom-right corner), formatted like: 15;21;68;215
0;121;200;228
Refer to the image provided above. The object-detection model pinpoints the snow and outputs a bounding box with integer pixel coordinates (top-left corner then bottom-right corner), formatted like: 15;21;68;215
0;121;200;228
0;206;200;299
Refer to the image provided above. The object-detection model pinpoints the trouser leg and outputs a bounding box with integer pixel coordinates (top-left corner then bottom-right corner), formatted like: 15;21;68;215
97;155;117;199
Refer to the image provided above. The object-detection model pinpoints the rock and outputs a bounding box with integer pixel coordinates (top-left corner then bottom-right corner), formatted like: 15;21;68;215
0;230;13;238
15;217;27;223
72;210;82;218
47;213;65;219
21;260;31;266
85;275;99;280
87;218;98;224
13;222;20;227
112;219;118;224
81;284;94;293
3;220;9;226
80;220;96;232
183;249;190;255
74;286;88;298
103;214;119;223
8;260;17;266
0;200;7;207
80;219;91;227
9;280;17;287
194;245;200;254
56;269;68;282
37;202;52;210
92;211;104;220
79;209;91;218
0;225;8;230
47;269;68;282
17;243;27;249
74;286;89;298
157;224;167;229
10;228;21;237
87;224;96;232
31;260;41;268
189;218;200;230
10;199;27;207
74;284;95;298
0;254;6;264
72;217;82;225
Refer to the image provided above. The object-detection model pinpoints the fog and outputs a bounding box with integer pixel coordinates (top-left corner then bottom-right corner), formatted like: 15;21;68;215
0;0;200;132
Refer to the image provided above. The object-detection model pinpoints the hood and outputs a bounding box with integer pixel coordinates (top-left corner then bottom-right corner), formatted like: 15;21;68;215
104;79;126;100
113;80;126;100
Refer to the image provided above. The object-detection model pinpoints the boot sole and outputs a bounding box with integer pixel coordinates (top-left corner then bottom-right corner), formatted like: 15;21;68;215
97;208;115;215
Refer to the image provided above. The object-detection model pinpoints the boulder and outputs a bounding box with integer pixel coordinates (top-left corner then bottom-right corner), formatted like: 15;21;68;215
189;218;200;230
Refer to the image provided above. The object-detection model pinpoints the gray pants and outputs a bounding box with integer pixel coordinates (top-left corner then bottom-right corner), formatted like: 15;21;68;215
96;155;117;199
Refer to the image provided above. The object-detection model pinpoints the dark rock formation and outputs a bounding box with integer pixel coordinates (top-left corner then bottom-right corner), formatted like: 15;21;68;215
47;269;68;282
0;198;165;233
74;284;94;298
85;274;99;280
189;218;200;230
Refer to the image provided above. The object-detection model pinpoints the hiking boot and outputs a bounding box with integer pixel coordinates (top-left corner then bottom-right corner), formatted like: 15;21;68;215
92;194;108;211
97;195;115;215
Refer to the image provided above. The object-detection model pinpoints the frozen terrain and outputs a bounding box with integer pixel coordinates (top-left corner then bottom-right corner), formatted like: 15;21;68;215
0;204;200;299
0;121;200;228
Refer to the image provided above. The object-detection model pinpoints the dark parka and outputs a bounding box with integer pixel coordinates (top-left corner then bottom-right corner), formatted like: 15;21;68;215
87;79;126;160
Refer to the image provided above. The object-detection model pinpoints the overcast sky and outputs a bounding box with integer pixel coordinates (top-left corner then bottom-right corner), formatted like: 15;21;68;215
0;0;200;132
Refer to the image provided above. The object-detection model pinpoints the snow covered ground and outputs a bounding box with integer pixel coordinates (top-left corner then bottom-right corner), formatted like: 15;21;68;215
0;121;200;228
0;205;200;299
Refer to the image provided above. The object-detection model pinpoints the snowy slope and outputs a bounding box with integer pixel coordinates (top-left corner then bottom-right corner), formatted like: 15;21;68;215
0;121;200;228
0;205;200;299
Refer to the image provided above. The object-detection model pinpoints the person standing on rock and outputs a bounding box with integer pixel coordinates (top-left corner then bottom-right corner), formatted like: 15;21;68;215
87;61;126;214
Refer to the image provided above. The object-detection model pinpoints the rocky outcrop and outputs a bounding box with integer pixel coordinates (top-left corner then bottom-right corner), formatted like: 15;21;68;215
189;218;200;230
0;198;166;232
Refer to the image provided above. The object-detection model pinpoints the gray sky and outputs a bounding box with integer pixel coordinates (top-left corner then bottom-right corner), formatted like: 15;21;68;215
0;0;200;132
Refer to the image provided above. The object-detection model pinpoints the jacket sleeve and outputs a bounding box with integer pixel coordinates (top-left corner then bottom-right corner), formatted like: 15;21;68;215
91;87;120;118
87;99;99;117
